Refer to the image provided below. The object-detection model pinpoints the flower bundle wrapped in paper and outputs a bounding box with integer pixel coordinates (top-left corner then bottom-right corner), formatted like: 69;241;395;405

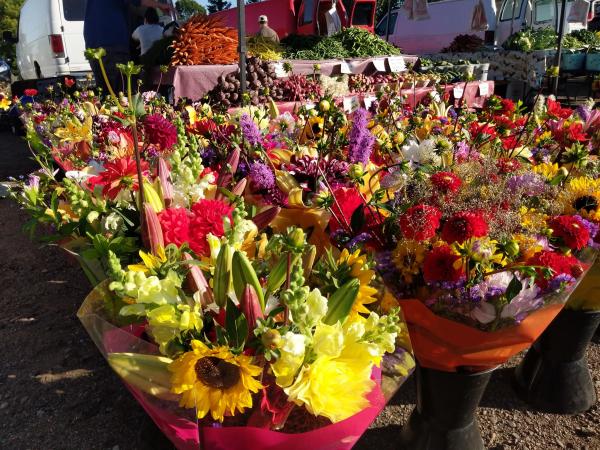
77;191;413;448
360;95;600;371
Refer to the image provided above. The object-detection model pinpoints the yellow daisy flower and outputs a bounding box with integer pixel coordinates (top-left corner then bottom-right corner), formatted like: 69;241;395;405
559;176;600;221
392;240;425;284
337;249;378;316
169;340;263;422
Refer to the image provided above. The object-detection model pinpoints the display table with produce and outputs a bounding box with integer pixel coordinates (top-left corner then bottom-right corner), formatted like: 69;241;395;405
158;56;419;102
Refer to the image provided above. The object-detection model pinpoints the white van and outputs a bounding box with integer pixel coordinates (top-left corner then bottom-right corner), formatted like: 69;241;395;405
13;0;90;81
376;0;593;54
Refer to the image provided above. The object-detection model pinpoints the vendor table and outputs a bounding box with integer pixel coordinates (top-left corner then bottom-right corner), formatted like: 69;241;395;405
231;80;494;114
427;50;555;89
156;56;419;101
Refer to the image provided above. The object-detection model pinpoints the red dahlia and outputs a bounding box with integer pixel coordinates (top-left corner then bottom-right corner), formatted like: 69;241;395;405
159;207;191;248
399;204;442;241
188;199;234;256
527;250;583;289
441;211;488;244
423;245;465;283
144;113;178;151
430;172;462;194
548;215;590;250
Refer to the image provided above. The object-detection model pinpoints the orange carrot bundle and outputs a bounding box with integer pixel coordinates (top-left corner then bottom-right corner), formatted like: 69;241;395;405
171;15;239;66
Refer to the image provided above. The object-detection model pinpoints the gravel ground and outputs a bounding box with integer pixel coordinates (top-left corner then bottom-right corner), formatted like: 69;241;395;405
0;130;599;450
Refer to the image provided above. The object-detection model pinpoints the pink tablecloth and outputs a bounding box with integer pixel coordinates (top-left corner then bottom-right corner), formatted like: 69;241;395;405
159;56;419;101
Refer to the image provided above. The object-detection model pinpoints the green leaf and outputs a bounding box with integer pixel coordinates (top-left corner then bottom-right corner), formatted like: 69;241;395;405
323;278;360;325
225;297;248;348
505;276;523;302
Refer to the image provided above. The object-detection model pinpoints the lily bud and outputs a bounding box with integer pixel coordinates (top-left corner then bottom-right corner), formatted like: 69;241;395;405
183;253;213;306
231;178;247;196
141;202;164;255
252;207;281;229
241;285;264;340
217;147;240;188
158;158;174;208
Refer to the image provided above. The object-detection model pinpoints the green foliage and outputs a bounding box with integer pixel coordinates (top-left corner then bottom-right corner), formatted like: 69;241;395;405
283;28;400;60
207;0;232;14
175;0;207;20
503;27;558;51
0;0;24;66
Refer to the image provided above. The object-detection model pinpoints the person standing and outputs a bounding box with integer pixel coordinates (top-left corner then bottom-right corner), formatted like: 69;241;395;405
256;15;280;43
132;8;165;56
84;0;173;93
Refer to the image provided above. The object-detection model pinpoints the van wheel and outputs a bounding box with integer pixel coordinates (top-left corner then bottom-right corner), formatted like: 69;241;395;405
34;62;42;79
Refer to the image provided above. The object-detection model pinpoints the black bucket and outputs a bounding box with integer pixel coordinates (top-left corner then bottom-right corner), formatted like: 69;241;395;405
399;364;494;450
514;308;600;414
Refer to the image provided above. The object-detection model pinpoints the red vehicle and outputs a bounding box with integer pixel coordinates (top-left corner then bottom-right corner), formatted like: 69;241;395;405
209;0;376;38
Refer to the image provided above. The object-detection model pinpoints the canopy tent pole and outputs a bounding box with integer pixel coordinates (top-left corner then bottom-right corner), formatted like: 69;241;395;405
385;0;394;42
237;0;247;97
552;0;568;95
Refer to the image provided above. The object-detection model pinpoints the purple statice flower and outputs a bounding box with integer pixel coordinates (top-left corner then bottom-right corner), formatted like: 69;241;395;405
249;162;275;191
201;147;217;167
431;126;443;135
448;108;458;120
439;117;449;125
348;108;375;165
240;114;262;147
145;145;159;159
530;146;552;163
576;105;591;122
237;160;249;178
548;273;576;292
506;172;547;196
27;174;40;190
345;232;372;250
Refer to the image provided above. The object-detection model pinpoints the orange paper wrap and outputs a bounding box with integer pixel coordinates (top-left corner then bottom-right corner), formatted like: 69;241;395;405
401;299;564;372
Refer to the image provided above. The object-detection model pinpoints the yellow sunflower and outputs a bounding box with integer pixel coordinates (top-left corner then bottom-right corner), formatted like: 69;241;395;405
169;340;263;422
336;249;378;316
559;176;600;221
392;240;425;283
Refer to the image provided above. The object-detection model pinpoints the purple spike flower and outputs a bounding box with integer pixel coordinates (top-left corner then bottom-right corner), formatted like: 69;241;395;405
348;108;375;165
249;162;275;191
240;114;262;147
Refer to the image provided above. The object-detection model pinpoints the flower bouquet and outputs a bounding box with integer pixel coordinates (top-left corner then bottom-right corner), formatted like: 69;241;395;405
77;195;413;449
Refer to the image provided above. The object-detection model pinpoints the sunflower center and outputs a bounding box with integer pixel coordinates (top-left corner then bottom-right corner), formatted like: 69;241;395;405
195;356;240;390
574;195;598;213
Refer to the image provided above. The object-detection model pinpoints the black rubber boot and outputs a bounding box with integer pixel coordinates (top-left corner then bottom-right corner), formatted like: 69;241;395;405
514;308;600;414
399;365;494;450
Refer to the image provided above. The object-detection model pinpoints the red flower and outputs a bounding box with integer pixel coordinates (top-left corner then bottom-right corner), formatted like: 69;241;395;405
499;98;516;116
423;245;465;283
399;204;442;241
493;115;515;133
24;89;38;97
497;157;521;174
189;119;218;136
548;215;590;250
469;122;497;141
329;187;364;234
430;172;462;194
64;77;75;88
87;156;148;200
159;208;191;248
441;211;488;244
547;99;572;120
527;250;583;289
188;199;234;256
144;114;178;151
